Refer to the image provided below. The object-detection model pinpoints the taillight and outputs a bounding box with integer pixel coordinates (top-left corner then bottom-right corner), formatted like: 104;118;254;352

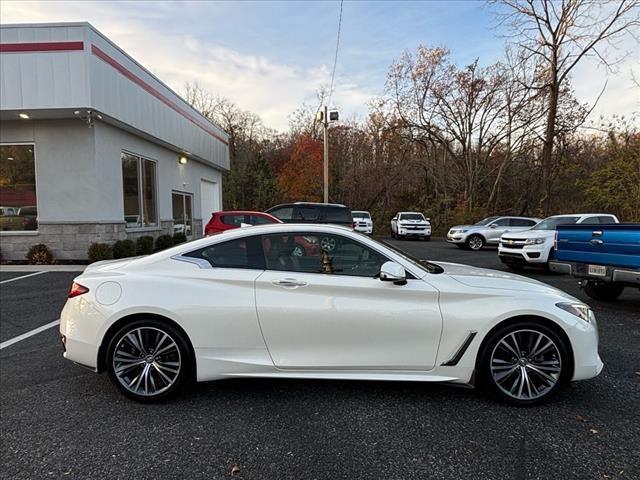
68;282;89;298
351;223;355;229
553;231;558;251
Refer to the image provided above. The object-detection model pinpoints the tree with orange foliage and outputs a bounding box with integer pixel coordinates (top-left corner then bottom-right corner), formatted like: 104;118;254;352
277;134;324;202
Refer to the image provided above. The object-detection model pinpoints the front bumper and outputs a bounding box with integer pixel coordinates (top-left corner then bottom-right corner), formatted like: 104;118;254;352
498;244;550;264
399;227;431;237
354;225;373;234
446;233;466;243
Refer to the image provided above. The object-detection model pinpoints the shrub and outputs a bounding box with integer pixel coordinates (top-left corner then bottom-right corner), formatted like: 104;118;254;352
113;239;137;259
87;243;113;263
26;244;54;265
155;234;174;251
136;236;154;255
172;232;187;245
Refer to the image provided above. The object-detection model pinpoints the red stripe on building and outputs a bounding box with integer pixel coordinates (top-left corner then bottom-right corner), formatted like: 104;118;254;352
0;41;84;53
90;44;228;146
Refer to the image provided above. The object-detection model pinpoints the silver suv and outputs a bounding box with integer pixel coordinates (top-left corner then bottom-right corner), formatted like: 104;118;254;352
447;216;540;251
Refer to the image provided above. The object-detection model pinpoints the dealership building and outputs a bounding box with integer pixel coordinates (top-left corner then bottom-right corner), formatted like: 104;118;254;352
0;22;229;260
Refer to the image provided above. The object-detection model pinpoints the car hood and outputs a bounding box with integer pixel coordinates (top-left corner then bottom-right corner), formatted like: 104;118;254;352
502;230;552;240
437;262;576;299
449;224;474;230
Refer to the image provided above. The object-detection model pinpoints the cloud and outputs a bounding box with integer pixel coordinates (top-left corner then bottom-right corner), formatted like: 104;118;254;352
0;0;374;131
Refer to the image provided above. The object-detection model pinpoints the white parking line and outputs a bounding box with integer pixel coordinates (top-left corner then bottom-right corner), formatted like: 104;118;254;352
0;319;61;350
0;271;47;284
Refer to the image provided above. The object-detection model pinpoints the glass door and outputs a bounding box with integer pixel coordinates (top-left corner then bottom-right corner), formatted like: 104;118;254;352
172;192;193;239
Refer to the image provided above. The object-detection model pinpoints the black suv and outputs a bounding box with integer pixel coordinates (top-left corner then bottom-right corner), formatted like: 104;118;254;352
266;202;353;227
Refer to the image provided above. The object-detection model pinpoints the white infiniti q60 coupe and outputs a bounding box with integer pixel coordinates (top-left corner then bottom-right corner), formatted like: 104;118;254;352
60;223;602;405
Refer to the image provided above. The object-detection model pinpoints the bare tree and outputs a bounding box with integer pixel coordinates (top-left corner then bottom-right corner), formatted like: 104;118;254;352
494;0;640;213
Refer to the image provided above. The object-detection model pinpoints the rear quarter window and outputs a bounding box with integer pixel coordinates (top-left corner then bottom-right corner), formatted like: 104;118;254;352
184;236;264;269
324;207;352;223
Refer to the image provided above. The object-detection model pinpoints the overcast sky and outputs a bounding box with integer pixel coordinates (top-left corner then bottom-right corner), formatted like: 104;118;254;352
2;0;638;131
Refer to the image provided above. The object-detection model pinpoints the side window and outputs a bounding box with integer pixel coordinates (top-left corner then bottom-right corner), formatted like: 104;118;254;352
269;207;293;221
598;216;616;224
510;218;535;227
221;215;247;227
324;207;352;223
184;236;264;269
492;218;511;227
251;215;274;225
583;216;600;224
262;233;387;277
295;206;320;221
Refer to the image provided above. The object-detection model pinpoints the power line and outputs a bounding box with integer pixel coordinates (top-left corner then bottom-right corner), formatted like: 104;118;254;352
328;0;344;107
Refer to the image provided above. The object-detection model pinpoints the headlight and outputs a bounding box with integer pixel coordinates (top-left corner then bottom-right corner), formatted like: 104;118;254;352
525;238;545;245
459;229;468;233
556;302;594;323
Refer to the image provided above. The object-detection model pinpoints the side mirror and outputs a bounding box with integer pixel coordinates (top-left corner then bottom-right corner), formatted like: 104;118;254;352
489;223;498;229
380;261;406;285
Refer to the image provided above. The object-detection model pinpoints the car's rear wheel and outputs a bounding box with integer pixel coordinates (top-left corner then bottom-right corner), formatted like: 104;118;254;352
480;322;568;406
466;234;484;251
107;319;191;402
583;281;624;301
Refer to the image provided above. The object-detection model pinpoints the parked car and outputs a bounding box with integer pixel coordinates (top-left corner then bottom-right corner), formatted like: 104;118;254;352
549;223;639;301
499;213;619;270
204;211;280;235
390;212;431;240
60;223;602;405
0;206;19;216
447;216;540;251
352;210;373;235
266;202;353;227
0;205;37;231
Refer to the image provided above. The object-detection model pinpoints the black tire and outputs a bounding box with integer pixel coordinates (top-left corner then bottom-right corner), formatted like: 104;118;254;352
106;319;192;403
478;320;569;406
583;281;624;301
466;234;484;251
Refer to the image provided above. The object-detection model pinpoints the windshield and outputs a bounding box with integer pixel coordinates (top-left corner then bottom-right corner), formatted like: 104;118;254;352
399;213;425;221
532;216;580;230
473;216;499;226
378;238;443;274
352;211;370;219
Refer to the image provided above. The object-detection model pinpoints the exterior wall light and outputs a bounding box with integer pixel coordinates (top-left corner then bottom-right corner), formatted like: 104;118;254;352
19;113;30;119
178;156;188;165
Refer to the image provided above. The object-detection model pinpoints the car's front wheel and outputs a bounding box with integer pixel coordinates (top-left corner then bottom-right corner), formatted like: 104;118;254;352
107;319;191;402
466;234;484;251
480;322;568;406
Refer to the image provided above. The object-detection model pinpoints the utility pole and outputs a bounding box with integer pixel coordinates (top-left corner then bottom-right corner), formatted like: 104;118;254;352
323;105;329;203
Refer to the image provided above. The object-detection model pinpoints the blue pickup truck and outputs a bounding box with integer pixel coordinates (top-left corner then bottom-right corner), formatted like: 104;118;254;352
549;223;640;301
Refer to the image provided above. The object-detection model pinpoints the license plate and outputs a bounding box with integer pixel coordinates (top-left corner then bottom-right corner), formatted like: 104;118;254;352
588;264;607;276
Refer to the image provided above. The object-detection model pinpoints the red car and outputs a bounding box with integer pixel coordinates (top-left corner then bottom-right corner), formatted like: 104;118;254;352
204;211;281;235
204;210;319;256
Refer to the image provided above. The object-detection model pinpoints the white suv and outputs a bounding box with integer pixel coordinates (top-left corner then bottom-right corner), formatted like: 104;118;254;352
447;216;540;251
390;212;431;240
352;211;373;235
499;213;619;269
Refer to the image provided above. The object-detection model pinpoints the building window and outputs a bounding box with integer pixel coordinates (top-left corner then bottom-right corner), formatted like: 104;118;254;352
0;144;38;231
172;191;193;239
122;152;157;228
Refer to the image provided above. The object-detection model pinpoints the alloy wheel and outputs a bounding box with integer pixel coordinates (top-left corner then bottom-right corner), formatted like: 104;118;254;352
489;329;562;401
468;235;484;250
320;237;337;252
112;327;182;397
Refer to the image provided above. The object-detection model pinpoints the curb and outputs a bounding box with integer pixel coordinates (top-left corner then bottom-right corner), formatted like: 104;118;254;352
0;265;86;272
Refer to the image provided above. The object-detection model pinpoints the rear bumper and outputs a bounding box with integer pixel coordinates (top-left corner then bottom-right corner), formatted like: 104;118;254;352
549;261;640;286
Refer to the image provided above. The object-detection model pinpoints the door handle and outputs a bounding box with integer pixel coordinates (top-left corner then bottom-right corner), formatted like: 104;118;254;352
273;278;307;287
589;239;603;246
592;231;603;237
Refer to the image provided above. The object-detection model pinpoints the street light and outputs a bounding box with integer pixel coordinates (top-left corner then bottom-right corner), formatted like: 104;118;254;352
318;106;339;203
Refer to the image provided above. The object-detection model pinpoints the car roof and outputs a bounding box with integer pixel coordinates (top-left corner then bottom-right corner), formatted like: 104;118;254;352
547;213;615;218
214;210;275;216
269;202;348;208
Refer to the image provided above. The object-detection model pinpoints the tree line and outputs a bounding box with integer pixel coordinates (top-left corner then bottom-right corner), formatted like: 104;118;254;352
185;0;639;234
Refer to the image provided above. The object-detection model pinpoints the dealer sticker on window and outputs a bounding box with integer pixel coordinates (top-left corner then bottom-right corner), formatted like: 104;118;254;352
588;264;607;276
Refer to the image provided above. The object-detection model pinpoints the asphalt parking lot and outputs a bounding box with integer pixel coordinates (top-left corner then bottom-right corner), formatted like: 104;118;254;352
1;239;638;480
